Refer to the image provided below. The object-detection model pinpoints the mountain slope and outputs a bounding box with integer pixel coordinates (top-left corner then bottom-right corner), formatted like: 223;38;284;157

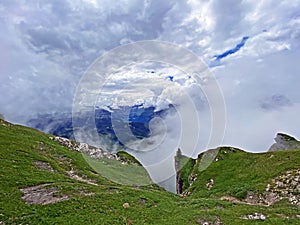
0;119;300;224
180;147;299;201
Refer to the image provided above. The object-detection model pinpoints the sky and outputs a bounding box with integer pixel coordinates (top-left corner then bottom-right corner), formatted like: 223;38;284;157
1;0;300;154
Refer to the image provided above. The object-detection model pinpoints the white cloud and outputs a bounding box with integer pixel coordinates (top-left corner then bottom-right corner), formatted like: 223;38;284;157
215;48;300;151
0;0;299;154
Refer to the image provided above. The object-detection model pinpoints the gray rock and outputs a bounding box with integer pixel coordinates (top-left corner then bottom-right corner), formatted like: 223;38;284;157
50;136;124;162
269;133;300;151
241;213;266;221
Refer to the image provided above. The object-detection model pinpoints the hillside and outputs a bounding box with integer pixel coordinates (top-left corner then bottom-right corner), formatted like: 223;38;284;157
178;147;300;202
0;119;299;224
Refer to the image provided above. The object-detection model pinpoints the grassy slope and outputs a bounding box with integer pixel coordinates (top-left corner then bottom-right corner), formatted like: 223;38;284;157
0;119;299;224
188;147;300;199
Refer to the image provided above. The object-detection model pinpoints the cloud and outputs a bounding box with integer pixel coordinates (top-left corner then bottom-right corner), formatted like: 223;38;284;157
260;94;292;111
214;48;300;151
0;0;299;155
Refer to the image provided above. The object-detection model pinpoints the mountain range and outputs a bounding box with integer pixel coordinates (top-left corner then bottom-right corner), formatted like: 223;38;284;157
27;106;170;149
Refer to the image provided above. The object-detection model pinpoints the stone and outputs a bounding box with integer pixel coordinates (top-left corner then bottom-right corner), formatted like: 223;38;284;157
266;183;271;192
50;136;131;164
206;179;215;190
241;213;266;221
269;133;300;151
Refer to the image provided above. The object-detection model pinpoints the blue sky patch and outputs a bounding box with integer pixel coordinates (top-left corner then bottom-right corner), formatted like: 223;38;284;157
214;36;249;61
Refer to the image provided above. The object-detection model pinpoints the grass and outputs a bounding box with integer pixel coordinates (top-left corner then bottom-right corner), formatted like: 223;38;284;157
84;156;153;186
188;147;300;199
0;119;299;224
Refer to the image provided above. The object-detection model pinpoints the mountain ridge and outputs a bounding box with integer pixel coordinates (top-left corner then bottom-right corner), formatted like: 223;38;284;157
0;118;299;224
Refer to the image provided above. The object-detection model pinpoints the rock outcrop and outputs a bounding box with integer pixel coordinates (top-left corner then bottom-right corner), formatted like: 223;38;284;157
50;136;118;160
175;148;184;195
269;133;300;151
221;169;300;207
50;136;139;165
265;169;300;206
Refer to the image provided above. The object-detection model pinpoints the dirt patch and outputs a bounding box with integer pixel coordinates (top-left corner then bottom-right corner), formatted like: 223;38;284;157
67;169;98;186
34;161;55;172
78;190;95;196
20;184;69;205
197;217;222;225
220;193;279;206
220;196;245;204
56;155;72;163
243;191;280;206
